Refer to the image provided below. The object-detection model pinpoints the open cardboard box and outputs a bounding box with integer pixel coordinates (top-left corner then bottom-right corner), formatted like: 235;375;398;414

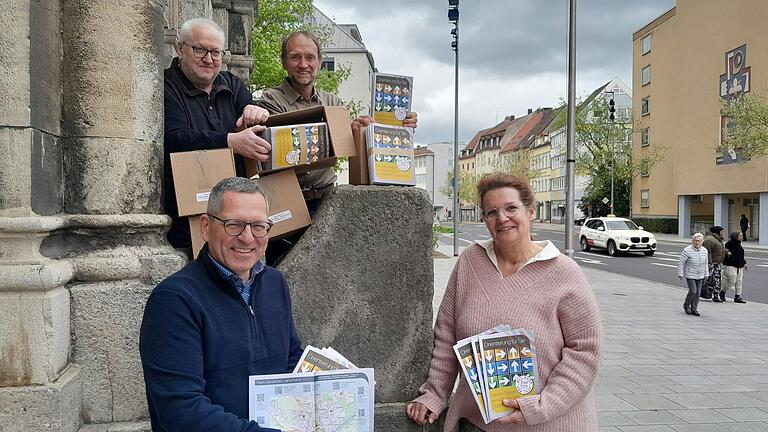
245;106;356;178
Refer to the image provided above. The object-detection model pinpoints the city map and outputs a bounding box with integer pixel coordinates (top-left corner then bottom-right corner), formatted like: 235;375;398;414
249;369;374;432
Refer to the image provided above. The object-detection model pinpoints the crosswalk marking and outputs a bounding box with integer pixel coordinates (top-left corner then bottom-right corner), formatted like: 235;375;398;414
653;257;677;262
651;263;676;268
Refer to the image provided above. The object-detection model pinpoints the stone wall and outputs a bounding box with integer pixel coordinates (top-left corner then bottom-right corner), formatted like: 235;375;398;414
0;1;257;431
0;1;443;431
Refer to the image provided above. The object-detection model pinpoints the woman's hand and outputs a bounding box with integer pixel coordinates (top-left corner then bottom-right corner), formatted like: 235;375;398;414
494;398;525;425
406;402;437;425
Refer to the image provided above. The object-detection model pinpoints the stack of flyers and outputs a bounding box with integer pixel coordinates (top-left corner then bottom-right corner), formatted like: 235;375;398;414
372;73;413;127
453;326;541;423
293;345;358;373
365;123;415;186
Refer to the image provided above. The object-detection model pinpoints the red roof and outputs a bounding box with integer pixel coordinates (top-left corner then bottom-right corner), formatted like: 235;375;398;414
414;146;434;156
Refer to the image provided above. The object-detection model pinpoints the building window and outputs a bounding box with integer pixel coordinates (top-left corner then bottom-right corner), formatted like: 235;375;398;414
641;128;649;146
640;166;649;177
641;65;651;86
641;97;650;116
640;189;649;208
321;57;335;71
690;195;703;203
642;34;651;55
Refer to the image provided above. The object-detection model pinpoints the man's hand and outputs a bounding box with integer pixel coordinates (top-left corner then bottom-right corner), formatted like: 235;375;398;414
235;105;270;131
404;111;418;129
227;125;271;162
351;115;373;135
405;402;437;426
495;398;525;425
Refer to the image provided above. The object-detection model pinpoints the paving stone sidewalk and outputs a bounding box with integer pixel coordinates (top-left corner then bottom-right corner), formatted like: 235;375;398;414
433;244;768;432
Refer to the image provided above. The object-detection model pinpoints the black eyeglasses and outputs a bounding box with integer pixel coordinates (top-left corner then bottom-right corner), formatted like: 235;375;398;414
181;42;226;61
206;214;273;237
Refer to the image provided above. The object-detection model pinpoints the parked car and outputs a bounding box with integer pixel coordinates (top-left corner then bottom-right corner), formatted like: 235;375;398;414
579;217;657;256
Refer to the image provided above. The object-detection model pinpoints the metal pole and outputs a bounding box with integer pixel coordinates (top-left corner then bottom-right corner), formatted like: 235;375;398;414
564;0;577;258
610;147;614;215
453;21;460;257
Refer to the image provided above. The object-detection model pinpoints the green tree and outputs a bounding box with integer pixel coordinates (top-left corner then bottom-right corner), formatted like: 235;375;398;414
550;98;665;217
440;169;478;207
719;94;768;159
250;0;352;98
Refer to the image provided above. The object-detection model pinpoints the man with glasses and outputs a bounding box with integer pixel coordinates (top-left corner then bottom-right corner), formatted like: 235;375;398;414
140;177;302;432
164;18;272;251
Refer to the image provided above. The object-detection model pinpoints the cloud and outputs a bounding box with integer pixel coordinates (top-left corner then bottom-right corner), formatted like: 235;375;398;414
314;0;676;144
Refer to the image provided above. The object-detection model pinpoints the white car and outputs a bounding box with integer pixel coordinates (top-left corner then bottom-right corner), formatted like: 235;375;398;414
579;217;657;256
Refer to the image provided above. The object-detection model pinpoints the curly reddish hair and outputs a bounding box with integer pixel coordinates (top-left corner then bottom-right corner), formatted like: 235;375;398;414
476;172;536;210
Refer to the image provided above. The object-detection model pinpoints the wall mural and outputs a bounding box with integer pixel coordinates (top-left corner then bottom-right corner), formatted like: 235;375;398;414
717;44;750;165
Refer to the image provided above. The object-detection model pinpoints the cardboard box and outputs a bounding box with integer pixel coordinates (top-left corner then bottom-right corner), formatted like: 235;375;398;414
348;126;370;185
189;215;204;259
366;123;415;186
259;122;329;171
254;169;311;239
170;148;237;216
245;106;356;177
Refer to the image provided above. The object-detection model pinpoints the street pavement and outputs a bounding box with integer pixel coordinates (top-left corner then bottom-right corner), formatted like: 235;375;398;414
440;221;768;305
432;241;768;431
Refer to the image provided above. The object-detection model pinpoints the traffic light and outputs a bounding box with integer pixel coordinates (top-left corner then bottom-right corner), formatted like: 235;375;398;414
608;98;616;121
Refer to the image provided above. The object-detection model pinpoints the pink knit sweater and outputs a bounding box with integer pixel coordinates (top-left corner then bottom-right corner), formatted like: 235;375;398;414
415;244;604;432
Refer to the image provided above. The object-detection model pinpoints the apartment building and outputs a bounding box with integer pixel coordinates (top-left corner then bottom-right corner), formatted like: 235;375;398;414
632;0;768;243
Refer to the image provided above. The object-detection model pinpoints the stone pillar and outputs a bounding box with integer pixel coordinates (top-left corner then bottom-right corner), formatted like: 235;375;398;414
278;186;435;430
713;194;729;231
759;192;767;245
0;1;80;431
678;195;691;238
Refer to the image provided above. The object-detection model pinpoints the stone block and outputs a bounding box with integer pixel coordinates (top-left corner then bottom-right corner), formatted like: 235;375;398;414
0;365;83;432
0;127;32;216
78;421;151;432
70;281;153;423
29;0;62;135
228;12;249;54
0;288;70;386
279;186;435;403
31;129;64;216
0;0;31;127
374;402;445;432
62;137;163;215
61;1;163;140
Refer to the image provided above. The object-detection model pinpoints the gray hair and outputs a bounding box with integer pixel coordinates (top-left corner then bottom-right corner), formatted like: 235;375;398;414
692;233;704;241
179;18;225;47
207;177;268;215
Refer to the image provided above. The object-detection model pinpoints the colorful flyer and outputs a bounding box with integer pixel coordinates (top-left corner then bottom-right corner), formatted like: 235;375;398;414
372;73;413;126
453;325;513;423
262;122;329;171
293;345;348;373
478;330;541;422
365;124;415;186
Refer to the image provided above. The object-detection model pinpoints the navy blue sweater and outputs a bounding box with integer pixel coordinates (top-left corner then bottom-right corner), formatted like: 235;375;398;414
164;58;253;247
139;245;302;431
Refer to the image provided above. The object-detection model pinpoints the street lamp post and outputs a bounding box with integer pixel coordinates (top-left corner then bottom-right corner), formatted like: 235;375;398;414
449;0;459;256
564;0;577;258
605;91;616;216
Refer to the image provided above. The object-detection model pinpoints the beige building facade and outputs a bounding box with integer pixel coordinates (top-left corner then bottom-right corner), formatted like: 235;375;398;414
632;0;768;244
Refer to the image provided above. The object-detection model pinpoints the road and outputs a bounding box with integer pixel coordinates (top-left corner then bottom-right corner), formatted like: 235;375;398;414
439;222;768;305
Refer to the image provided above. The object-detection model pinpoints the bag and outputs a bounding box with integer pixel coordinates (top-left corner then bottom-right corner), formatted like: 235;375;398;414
700;283;713;299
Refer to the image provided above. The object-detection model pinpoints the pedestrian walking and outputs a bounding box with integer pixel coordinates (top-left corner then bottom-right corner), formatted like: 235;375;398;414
702;226;726;302
722;231;748;303
739;214;749;241
677;233;709;316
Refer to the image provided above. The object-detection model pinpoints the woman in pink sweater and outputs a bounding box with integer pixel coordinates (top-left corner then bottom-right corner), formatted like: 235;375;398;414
406;173;604;431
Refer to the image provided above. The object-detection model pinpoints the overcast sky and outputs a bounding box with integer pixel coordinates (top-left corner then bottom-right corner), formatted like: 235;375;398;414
314;0;676;146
